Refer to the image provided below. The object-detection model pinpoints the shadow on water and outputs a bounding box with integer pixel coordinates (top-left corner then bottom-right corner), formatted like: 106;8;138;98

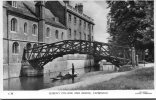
4;66;96;90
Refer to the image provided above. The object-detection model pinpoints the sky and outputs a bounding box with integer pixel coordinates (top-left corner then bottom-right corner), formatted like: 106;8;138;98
72;0;110;43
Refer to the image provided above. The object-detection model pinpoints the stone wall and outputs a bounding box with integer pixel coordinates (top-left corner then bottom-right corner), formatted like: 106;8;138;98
99;60;116;72
44;54;94;75
3;63;21;79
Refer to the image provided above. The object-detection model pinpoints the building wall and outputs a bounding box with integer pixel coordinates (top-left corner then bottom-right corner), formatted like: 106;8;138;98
3;14;67;79
66;12;94;41
8;15;38;42
44;24;67;43
3;1;95;79
3;14;39;64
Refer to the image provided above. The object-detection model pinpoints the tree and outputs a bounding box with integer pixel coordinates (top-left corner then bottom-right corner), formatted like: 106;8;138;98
107;0;154;62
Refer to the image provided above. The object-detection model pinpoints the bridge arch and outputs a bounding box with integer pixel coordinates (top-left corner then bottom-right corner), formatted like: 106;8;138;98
23;40;131;69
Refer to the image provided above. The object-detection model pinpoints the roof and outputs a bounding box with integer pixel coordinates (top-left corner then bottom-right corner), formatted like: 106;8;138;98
4;1;66;29
45;18;66;29
4;1;37;19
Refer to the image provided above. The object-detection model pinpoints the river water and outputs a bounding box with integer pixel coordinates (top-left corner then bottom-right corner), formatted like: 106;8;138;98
3;67;93;90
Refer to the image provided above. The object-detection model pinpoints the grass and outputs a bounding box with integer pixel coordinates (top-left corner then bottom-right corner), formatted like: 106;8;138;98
72;67;154;90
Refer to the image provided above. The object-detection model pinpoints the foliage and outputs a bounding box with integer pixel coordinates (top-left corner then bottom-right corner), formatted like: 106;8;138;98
106;0;154;61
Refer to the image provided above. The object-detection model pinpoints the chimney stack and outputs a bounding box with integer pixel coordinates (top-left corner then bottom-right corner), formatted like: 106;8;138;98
35;1;45;19
77;3;83;13
35;1;46;42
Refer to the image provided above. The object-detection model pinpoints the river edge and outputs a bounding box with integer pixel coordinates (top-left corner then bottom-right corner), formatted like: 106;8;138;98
40;64;154;90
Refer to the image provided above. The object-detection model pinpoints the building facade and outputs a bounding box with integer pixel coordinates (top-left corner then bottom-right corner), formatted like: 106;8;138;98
45;1;94;41
3;1;94;79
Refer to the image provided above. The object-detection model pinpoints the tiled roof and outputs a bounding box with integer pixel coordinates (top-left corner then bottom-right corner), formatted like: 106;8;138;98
4;1;37;19
4;1;66;29
45;18;66;29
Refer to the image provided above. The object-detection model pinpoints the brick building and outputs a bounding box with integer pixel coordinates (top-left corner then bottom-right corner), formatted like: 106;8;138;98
3;1;94;79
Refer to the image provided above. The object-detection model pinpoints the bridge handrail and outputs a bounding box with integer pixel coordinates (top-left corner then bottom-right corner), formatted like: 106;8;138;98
25;40;130;51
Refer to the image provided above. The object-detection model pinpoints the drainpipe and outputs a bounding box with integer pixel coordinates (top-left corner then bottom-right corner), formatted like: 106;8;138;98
6;9;10;90
6;10;10;78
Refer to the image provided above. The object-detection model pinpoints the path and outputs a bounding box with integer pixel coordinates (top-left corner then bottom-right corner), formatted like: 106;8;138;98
41;63;153;90
41;70;133;90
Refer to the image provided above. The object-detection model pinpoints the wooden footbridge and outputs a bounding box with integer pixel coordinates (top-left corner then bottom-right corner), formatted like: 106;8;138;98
22;40;131;69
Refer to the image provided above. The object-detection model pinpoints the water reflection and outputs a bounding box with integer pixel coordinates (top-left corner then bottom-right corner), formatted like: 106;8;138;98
4;67;92;90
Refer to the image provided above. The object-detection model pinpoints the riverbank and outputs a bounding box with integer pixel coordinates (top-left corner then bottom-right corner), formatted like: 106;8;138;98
41;65;154;90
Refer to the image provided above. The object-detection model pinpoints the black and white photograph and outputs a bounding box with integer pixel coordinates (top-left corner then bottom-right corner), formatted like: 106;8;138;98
1;0;155;98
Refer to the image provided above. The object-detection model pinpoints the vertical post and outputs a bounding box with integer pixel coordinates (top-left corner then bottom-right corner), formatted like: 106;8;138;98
131;47;136;67
72;63;75;83
136;55;138;66
72;63;75;75
123;49;126;64
79;41;81;53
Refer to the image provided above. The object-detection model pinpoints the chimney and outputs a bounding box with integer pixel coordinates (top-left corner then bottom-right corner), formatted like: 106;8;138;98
35;1;45;19
75;4;78;10
35;1;45;42
77;3;83;13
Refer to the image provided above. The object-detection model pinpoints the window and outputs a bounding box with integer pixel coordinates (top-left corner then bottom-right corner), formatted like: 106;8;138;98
61;32;64;40
26;43;31;50
88;35;90;41
55;17;59;22
69;29;71;39
68;14;71;22
53;17;55;21
84;33;86;40
46;27;50;37
74;17;76;25
11;18;17;32
32;24;37;35
33;44;37;52
79;32;81;40
79;19;81;26
24;22;27;34
12;1;17;8
74;30;76;40
33;44;37;48
55;30;59;39
84;22;86;29
88;23;90;30
12;42;19;54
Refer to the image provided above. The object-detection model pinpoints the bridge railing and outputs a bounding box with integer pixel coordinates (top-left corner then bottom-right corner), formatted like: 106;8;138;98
23;40;131;68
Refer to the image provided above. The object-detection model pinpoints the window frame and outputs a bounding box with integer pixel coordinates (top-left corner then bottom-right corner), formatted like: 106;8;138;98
61;32;64;40
74;16;77;25
84;21;86;29
68;14;71;22
88;34;90;41
46;27;50;38
24;22;27;34
55;30;59;39
26;43;32;50
74;30;76;40
79;32;81;40
12;1;17;8
32;24;37;36
79;19;81;26
69;28;71;39
84;33;86;40
11;18;17;33
12;42;20;54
